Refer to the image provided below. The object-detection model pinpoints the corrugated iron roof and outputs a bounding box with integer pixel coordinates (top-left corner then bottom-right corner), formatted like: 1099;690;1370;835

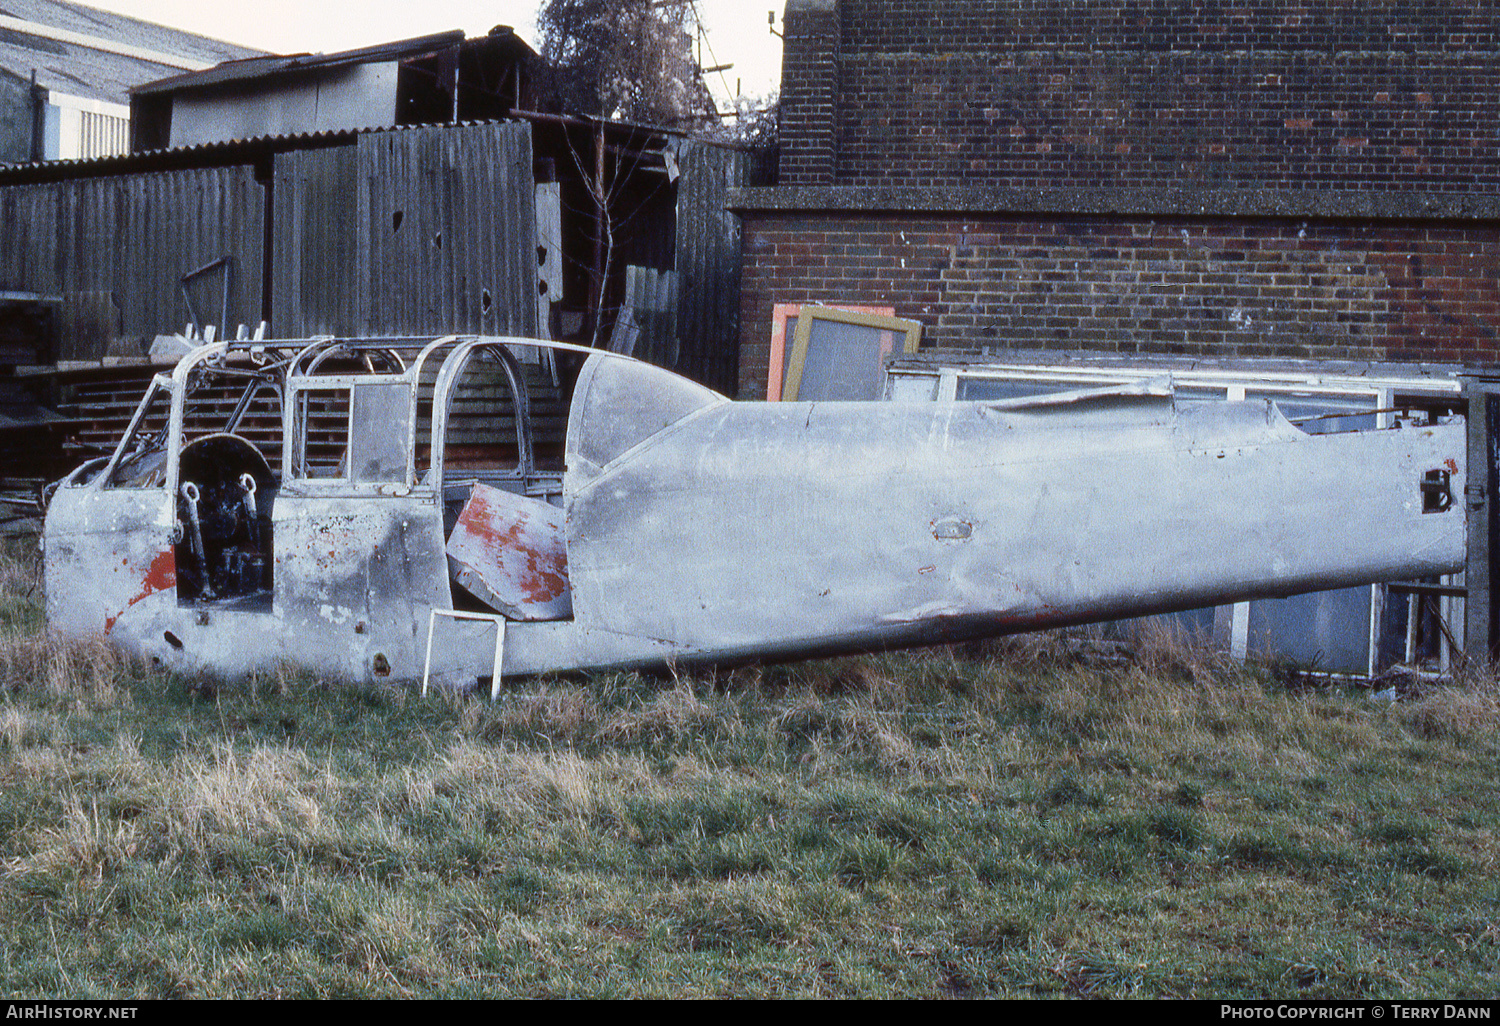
0;125;363;183
130;30;468;96
0;0;264;104
0;0;262;65
0;110;748;186
0;119;544;183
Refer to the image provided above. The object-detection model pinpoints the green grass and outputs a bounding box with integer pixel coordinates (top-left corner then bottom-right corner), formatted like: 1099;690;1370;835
1;543;1498;997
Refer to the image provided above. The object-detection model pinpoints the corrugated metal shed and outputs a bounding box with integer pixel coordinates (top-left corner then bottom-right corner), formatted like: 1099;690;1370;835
675;140;748;395
0;165;264;358
272;122;540;338
358;122;538;337
0;118;750;387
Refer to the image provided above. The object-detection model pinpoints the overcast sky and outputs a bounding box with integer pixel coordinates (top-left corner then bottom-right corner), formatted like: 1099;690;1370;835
74;0;784;109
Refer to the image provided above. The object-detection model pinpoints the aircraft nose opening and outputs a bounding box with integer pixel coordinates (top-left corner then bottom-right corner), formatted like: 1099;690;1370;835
174;435;277;609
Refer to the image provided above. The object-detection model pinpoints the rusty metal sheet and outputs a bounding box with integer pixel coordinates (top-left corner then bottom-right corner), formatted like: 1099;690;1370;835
446;482;571;621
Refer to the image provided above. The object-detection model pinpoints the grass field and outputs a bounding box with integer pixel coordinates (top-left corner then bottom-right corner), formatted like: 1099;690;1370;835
1;541;1497;998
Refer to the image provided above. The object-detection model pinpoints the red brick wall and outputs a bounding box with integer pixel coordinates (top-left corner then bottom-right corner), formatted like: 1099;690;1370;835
738;212;1500;396
747;2;1500;395
779;0;840;186
780;0;1500;193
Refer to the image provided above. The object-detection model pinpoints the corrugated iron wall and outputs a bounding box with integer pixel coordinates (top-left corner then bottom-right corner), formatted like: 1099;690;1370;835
271;147;358;337
357;122;539;337
0;167;265;360
675;141;748;396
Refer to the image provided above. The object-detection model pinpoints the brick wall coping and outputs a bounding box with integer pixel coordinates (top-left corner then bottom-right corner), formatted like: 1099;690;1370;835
729;186;1500;223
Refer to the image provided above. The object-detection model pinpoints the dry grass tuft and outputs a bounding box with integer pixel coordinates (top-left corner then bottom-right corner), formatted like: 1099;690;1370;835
167;742;324;847
833;704;923;773
417;739;658;829
599;679;721;744
835;658;908;708
487;686;602;744
0;540;40;596
1128;617;1240;688
975;629;1077;669
6;793;140;885
0;705;35;747
1398;682;1500;741
0;631;124;704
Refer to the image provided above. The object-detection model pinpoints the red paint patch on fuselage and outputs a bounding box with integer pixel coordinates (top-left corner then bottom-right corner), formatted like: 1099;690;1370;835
104;548;177;635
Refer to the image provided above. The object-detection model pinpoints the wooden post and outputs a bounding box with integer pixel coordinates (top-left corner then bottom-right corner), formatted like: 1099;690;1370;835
592;121;606;345
1462;375;1500;666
